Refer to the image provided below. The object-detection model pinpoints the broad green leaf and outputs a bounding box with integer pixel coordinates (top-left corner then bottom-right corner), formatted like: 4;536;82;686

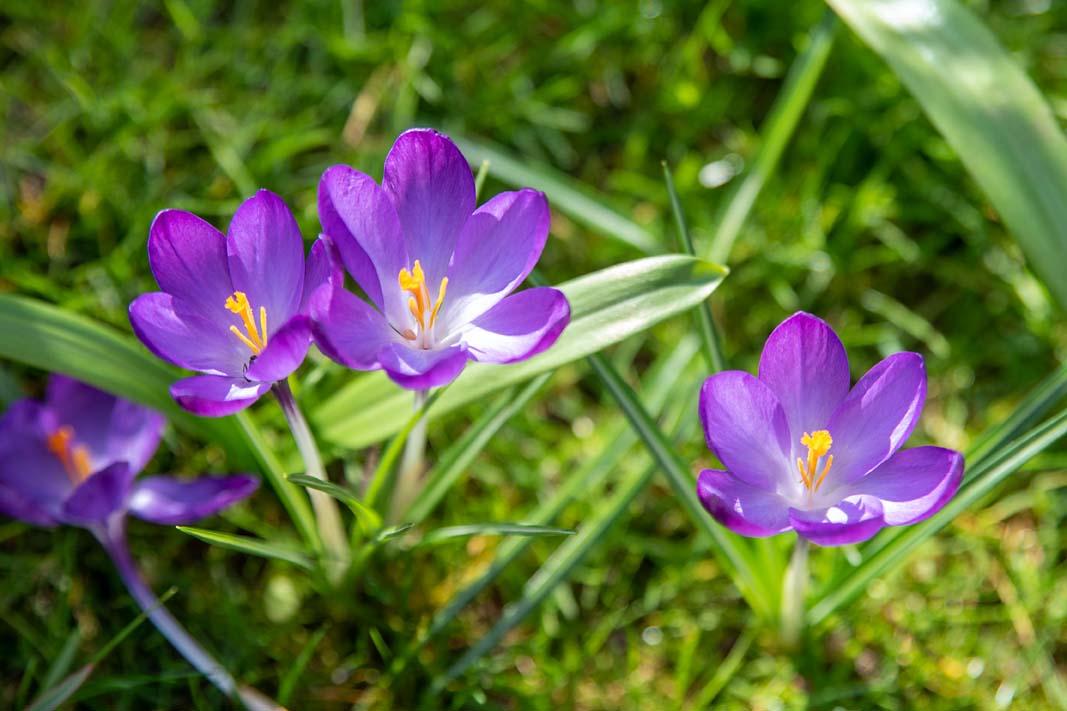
176;527;314;570
314;255;728;449
414;523;574;546
287;474;382;534
0;295;320;551
451;134;658;253
827;0;1067;310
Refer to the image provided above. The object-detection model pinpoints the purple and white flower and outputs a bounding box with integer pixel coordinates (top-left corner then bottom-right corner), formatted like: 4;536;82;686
696;312;964;546
311;128;570;389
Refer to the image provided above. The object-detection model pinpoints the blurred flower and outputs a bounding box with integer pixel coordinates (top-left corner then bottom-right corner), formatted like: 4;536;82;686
0;376;264;703
129;190;329;416
0;375;257;528
696;312;963;546
312;128;570;390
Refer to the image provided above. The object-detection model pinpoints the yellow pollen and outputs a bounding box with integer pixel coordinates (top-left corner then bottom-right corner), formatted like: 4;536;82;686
225;291;268;355
398;259;449;335
46;425;93;484
796;430;834;492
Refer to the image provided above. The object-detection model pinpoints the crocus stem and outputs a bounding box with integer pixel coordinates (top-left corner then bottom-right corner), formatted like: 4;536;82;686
273;380;349;573
391;389;428;522
781;535;810;649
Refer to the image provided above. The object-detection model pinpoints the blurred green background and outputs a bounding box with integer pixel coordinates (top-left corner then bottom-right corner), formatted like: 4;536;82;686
3;0;1067;708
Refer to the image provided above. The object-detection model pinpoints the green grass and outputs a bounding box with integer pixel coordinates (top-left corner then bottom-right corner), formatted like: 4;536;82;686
4;0;1067;708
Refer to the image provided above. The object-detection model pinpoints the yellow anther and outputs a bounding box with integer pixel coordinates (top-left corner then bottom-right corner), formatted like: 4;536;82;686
46;425;94;484
797;429;834;492
430;276;448;327
398;259;449;338
225;290;268;355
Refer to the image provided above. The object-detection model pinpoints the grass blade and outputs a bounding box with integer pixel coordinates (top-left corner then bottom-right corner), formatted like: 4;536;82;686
827;0;1067;309
175;527;314;571
24;664;95;711
414;523;574;546
287;474;382;534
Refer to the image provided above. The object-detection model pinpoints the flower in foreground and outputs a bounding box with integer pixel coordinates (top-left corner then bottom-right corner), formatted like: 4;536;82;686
312;128;571;389
0;376;265;704
130;189;328;416
696;312;963;546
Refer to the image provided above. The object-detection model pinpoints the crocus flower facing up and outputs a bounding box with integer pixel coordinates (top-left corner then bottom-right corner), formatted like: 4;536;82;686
312;128;571;389
0;376;265;704
696;312;964;546
129;189;327;416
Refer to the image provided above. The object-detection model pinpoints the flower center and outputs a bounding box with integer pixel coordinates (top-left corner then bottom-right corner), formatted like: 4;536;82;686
397;259;448;347
225;291;268;355
46;425;93;484
796;429;833;493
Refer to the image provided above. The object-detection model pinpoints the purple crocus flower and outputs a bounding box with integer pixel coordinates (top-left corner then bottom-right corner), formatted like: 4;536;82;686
129;189;325;416
696;312;964;547
0;376;271;705
311;128;571;389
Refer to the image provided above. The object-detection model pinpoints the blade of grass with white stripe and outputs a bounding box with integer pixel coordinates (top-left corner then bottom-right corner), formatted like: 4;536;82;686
175;527;315;571
827;0;1067;310
313;255;727;449
413;524;574;546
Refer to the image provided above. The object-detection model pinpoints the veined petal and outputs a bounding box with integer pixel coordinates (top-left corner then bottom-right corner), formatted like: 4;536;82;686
697;469;792;538
170;376;271;417
382;129;475;285
788;496;886;546
444;189;550;329
699;371;793;491
60;462;136;527
848;446;963;526
147;209;233;315
310;285;395;370
378;342;469;390
244;316;311;383
827;352;927;484
758;312;849;444
130;292;247;376
129;474;259;525
319;165;409;325
463;287;569;364
226;189;305;327
45;375;164;474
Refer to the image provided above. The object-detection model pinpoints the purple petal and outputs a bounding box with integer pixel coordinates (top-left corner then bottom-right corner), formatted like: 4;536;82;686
44;376;164;475
226;190;305;327
758;312;849;442
244;316;311;383
444;189;550;329
128;474;259;525
310;285;395;370
0;480;58;527
697;469;792;537
319;165;409;324
378;342;469;390
60;462;136;526
147;209;233;315
463;287;569;364
788;496;886;546
848;446;963;526
300;236;343;314
0;400;72;520
382;129;475;285
827;353;927;484
170;376;271;417
129;292;246;376
698;371;793;491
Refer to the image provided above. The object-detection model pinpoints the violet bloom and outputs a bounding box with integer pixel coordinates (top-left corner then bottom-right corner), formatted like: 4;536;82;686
312;128;571;389
0;376;261;702
696;312;963;547
130;189;325;416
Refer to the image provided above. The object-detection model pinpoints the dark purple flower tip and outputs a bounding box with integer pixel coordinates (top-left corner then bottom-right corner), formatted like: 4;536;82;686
312;130;569;390
0;377;167;528
128;474;259;525
170;375;272;417
694;313;961;547
133;191;313;398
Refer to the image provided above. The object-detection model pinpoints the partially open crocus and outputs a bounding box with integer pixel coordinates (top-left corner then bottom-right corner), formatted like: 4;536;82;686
312;128;571;389
696;312;963;547
0;375;264;704
129;189;324;416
